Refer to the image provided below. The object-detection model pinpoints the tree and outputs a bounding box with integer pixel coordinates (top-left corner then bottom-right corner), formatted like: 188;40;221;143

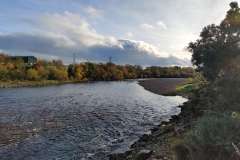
26;68;39;81
0;64;8;80
48;66;68;81
188;2;240;81
85;62;97;80
67;64;75;79
74;64;85;80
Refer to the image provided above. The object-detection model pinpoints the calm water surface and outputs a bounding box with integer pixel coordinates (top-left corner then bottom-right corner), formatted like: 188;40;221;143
0;81;187;160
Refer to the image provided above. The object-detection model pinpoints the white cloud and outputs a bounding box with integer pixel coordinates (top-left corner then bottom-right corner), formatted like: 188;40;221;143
123;39;169;58
38;12;174;59
39;11;120;48
2;0;236;66
140;23;155;30
84;6;103;18
170;50;192;60
140;21;167;32
0;12;190;66
156;21;167;30
125;32;133;38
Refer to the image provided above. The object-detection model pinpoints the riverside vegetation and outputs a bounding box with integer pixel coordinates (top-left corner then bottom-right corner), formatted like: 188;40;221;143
179;2;240;160
171;2;240;160
110;2;240;160
0;54;194;88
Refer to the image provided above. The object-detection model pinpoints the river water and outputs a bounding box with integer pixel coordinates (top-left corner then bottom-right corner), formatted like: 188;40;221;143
0;81;187;160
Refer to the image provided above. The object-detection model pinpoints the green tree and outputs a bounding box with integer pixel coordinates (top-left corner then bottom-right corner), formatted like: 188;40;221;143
85;62;97;80
188;2;240;80
67;64;75;79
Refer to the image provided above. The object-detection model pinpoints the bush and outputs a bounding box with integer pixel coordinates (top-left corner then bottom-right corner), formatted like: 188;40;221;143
179;113;240;160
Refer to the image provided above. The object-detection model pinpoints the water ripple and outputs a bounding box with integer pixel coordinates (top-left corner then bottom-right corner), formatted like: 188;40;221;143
0;81;187;160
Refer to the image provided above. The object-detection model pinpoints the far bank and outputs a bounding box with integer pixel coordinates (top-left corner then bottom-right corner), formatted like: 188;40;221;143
138;78;186;96
0;78;187;89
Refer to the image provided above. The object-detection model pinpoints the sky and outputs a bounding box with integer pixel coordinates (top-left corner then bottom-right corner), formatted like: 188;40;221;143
0;0;234;66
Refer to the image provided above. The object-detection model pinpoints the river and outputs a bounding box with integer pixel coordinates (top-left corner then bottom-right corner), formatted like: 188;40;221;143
0;80;187;160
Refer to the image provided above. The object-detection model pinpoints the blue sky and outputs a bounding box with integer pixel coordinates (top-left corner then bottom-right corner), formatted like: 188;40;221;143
0;0;234;66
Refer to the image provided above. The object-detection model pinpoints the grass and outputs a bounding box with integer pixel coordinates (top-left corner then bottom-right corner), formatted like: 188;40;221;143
175;73;207;97
176;83;194;93
0;80;82;88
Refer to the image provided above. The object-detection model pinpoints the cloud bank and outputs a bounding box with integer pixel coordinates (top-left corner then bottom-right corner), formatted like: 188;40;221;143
0;12;190;66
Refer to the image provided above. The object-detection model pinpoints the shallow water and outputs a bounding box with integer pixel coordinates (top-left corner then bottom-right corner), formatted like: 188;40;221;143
0;81;187;160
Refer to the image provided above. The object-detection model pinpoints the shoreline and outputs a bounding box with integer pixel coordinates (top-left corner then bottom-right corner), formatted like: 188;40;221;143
138;78;186;96
0;80;89;88
109;78;195;160
0;78;187;89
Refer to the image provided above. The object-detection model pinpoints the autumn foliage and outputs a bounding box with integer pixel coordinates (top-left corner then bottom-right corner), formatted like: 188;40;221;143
0;54;194;82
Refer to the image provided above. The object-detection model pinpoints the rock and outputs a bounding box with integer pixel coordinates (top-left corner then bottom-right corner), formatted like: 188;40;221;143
108;150;132;160
136;149;153;160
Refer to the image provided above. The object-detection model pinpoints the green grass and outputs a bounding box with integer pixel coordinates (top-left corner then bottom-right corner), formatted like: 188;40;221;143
175;73;207;96
176;83;194;93
0;80;81;88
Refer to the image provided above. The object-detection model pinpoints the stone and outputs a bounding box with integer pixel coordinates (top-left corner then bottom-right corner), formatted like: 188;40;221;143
136;149;153;160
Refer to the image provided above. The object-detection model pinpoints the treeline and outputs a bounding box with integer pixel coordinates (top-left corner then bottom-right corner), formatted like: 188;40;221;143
143;66;193;78
0;54;68;81
0;54;194;81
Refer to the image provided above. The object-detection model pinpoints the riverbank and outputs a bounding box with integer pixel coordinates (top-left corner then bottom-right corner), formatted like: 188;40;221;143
0;80;88;88
110;78;197;160
138;78;186;96
0;78;187;89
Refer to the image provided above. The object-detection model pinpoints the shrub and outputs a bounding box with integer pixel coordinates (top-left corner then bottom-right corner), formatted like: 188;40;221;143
179;113;240;160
